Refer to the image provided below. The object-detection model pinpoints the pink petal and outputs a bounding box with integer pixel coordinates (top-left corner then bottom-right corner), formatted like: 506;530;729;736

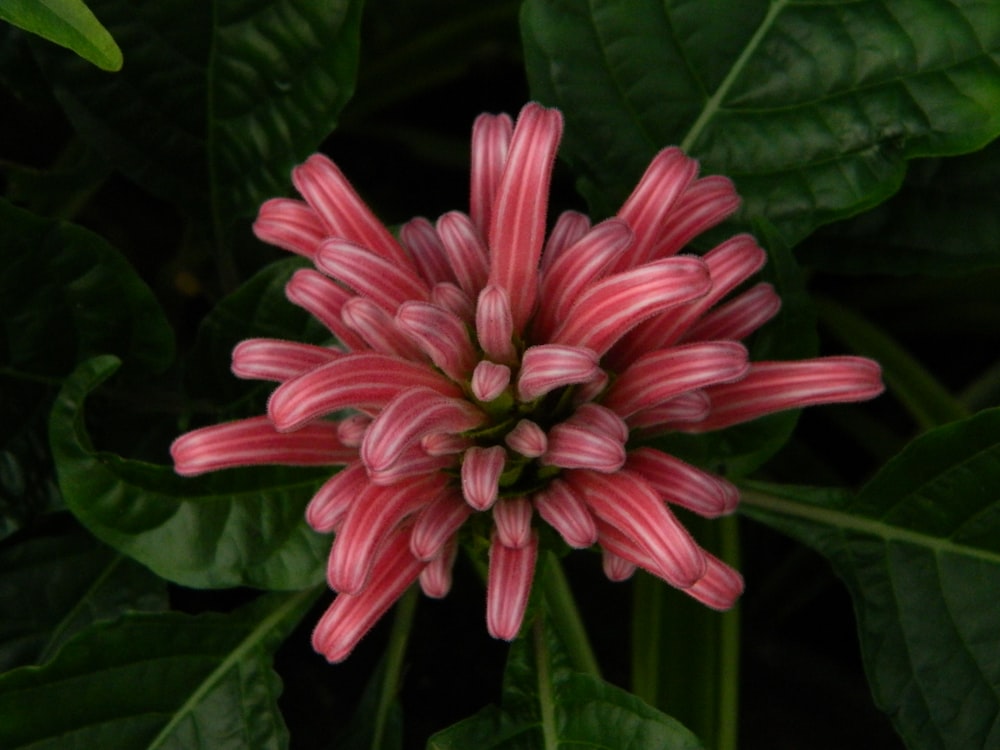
361;387;486;474
685;357;885;432
396;301;477;380
486;532;539;640
336;414;371;448
568;470;707;588
315;238;429;310
648;174;741;259
517;344;601;401
311;525;424;663
366;444;454;486
603;342;750;418
253;198;325;259
420;541;458;599
550;257;711;356
475;285;517;364
539;210;592;272
171;416;354;476
684;552;744;610
532;480;598;548
534;218;633;339
682;282;781;342
461;445;507;510
285;269;367;351
505;419;548;458
328;474;442;594
292;153;414;270
488;103;564;332
567;403;629;443
431;282;475;320
601;549;637;582
231;338;341;382
306;462;369;533
611;147;699;272
410;490;471;560
471;361;511;403
400;217;453;286
470;112;514;236
626;447;739;518
267;353;460;432
493;497;533;548
340;296;426;360
421;433;470;456
542;422;624;473
437;211;490;297
627;391;713;431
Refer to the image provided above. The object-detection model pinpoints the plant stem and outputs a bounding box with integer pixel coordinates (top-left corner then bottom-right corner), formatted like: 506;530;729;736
372;585;419;750
540;551;601;678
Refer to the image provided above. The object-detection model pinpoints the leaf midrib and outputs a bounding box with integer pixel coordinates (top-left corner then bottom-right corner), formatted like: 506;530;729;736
741;487;1000;566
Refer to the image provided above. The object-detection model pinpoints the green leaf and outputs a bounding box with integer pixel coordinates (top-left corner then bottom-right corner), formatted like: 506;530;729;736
800;138;1000;276
0;589;317;750
0;515;167;671
0;0;122;71
50;355;331;590
28;0;364;244
428;606;704;750
741;407;1000;749
521;0;1000;245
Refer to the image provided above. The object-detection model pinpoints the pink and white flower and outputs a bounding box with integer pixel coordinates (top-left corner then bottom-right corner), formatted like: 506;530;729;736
171;103;884;663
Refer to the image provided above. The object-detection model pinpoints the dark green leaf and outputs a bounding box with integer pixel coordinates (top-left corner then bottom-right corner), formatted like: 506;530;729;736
521;0;1000;245
801;138;1000;276
0;515;167;671
51;356;331;590
0;0;122;71
429;606;704;749
28;0;364;244
742;407;1000;750
0;589;317;750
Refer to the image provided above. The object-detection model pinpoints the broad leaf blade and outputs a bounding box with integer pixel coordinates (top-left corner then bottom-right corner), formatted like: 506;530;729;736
51;356;331;590
521;0;1000;244
742;408;1000;749
0;589;317;750
0;516;167;671
0;0;122;71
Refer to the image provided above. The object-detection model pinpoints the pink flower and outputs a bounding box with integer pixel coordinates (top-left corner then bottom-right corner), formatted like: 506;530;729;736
171;103;884;663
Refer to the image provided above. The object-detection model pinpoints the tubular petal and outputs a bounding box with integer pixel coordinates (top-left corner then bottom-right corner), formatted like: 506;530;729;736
292;153;414;270
420;542;458;599
505;419;548;458
603;342;750;418
396;301;477;380
539;210;592;271
306;462;369;533
486;532;539;640
551;257;712;356
311;526;424;663
602;549;637;582
566;403;629;443
361;387;486;474
533;480;598;548
461;445;507;510
328;475;441;594
684;553;744;610
471;361;512;403
315;238;429;310
476;285;517;364
493;497;533;548
366;444;454;486
267;353;460;432
400;217;453;286
411;491;472;561
517;345;600;401
231;339;342;382
685;357;886;432
470;112;514;236
341;297;425;360
542;422;624;473
682;283;782;343
253;198;325;259
488;103;564;331
431;282;474;319
336;414;371;448
626;447;740;518
627;391;713;431
649;174;742;258
569;470;707;588
285;269;367;351
171;416;354;476
437;211;490;297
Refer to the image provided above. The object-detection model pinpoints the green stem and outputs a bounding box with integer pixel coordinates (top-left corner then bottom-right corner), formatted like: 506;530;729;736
372;585;419;750
715;515;741;750
533;616;559;750
540;551;601;678
816;297;967;430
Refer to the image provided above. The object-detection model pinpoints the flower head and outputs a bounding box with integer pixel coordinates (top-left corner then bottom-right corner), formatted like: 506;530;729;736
172;103;883;662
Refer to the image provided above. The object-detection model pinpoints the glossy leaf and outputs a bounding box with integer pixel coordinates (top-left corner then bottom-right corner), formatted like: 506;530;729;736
801;138;1000;276
428;606;704;749
521;0;1000;245
0;0;122;71
742;407;1000;750
0;589;317;750
0;516;167;671
50;356;331;590
28;0;364;237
